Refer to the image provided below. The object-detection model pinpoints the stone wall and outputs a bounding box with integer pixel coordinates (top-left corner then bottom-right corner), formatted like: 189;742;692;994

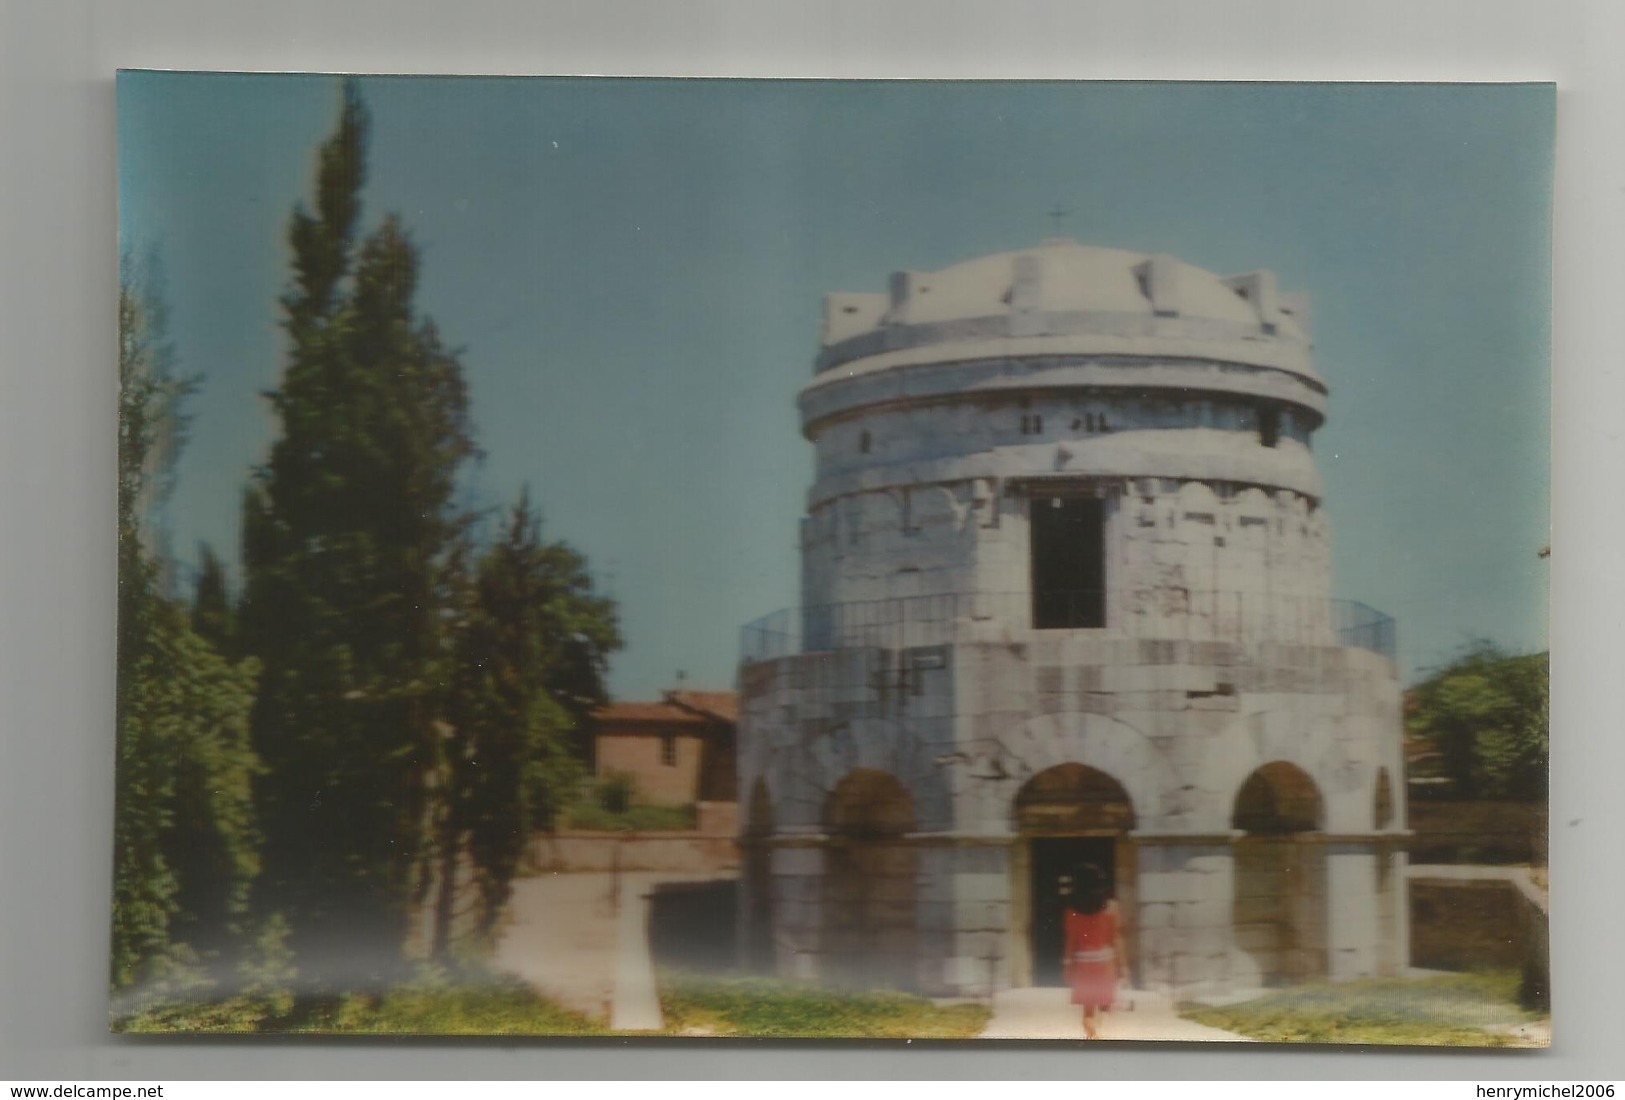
739;635;1404;995
1409;865;1547;985
529;831;738;874
741;638;1403;838
800;471;1334;653
1406;801;1548;865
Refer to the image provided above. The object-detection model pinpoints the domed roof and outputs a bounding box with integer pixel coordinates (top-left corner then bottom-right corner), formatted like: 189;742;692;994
816;238;1315;383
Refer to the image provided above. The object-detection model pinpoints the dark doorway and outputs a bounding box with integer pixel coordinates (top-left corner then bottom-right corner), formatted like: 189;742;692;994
1030;836;1115;987
648;879;739;974
1031;494;1106;629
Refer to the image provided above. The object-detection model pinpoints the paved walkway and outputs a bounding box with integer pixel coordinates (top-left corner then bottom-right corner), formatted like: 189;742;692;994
494;870;720;1032
979;986;1251;1042
497;873;1251;1040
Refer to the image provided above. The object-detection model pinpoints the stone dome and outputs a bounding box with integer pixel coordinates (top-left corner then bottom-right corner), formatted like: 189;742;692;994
816;237;1318;387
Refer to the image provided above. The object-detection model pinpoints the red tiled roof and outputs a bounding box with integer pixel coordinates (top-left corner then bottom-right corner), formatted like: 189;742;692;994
666;689;739;724
593;700;708;725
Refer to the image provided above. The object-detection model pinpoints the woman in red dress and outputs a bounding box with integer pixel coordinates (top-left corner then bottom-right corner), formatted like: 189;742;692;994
1062;862;1126;1040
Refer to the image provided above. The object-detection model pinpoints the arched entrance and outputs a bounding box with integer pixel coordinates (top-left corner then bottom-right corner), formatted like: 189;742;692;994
1012;763;1137;987
741;778;775;973
1231;761;1327;986
822;769;918;991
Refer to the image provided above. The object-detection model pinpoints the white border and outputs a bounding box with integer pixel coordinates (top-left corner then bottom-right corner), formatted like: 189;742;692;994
1;0;1616;1081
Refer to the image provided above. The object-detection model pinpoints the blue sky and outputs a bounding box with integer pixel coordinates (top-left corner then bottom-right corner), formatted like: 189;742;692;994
118;74;1552;698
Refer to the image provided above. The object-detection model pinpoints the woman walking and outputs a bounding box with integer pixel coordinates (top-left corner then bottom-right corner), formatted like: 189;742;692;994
1062;862;1126;1039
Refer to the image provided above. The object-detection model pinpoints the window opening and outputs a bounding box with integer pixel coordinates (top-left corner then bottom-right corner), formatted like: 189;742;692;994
661;733;677;767
1259;406;1280;448
1030;492;1106;629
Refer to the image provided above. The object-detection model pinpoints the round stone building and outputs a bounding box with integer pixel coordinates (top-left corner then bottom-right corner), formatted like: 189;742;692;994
737;238;1408;998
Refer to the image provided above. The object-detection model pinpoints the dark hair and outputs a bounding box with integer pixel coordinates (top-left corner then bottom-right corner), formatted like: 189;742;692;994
1069;862;1112;915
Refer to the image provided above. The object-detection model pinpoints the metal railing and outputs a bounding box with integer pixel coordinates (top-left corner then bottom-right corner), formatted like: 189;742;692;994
740;589;1395;663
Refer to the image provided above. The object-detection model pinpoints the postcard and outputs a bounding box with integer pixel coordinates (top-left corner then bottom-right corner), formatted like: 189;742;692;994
114;73;1551;1043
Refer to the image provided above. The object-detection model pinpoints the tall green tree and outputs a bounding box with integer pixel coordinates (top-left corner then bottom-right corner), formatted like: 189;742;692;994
438;493;621;952
114;255;260;993
241;81;476;982
191;542;236;657
1407;643;1549;802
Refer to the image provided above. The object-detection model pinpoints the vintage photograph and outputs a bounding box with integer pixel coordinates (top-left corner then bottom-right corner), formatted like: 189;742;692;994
113;74;1551;1043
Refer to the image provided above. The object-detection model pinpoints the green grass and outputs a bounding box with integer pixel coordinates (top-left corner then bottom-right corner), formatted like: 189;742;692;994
113;972;605;1036
1181;970;1547;1047
565;802;696;832
658;971;991;1039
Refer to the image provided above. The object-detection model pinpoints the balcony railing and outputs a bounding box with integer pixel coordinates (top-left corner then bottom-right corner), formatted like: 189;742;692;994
740;589;1395;664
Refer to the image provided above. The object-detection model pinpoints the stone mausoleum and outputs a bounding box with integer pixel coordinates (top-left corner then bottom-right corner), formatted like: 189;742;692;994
736;238;1408;998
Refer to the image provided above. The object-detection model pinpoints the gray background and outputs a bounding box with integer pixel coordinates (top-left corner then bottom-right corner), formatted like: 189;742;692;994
0;0;1614;1081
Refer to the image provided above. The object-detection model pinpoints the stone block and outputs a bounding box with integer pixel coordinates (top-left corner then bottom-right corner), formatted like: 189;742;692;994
1138;901;1175;929
1099;664;1164;693
1182;853;1233;875
1168;896;1223;928
942;955;987;989
1171;951;1219;985
955;931;1005;964
952;871;1008;903
1173;898;1231;930
953;899;1009;931
1054;664;1097;693
1138;871;1198;904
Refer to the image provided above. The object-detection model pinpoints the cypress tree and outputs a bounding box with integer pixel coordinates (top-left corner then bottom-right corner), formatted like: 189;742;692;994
241;81;475;984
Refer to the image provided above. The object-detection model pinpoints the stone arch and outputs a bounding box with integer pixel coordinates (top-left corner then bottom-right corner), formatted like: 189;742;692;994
1232;761;1324;834
1202;709;1358;833
821;769;918;991
825;768;915;836
1012;762;1137;834
984;711;1180;831
1231;760;1328;986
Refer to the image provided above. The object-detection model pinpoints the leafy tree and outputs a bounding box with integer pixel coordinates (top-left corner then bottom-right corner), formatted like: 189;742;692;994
240;81;476;982
191;542;237;657
1406;643;1549;802
438;493;621;951
114;255;260;993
